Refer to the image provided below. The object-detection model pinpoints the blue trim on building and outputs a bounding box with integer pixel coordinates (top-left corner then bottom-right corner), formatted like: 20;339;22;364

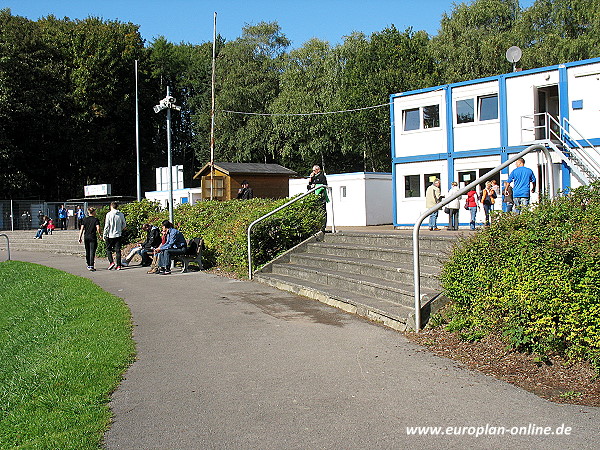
390;96;398;225
391;57;600;101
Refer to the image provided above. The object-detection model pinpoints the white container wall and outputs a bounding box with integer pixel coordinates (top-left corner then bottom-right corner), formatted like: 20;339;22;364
289;172;392;226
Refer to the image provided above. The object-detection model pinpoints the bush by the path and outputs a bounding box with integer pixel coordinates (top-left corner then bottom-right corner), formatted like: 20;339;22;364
0;261;135;448
440;182;600;371
115;195;324;277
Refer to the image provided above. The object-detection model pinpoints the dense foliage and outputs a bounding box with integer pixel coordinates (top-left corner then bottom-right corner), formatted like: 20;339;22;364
0;261;134;448
440;183;600;370
2;0;600;200
110;196;324;276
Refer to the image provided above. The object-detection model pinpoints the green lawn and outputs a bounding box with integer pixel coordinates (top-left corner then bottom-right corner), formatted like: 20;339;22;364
0;261;135;449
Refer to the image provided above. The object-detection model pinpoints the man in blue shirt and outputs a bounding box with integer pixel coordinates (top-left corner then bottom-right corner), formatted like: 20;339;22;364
506;158;536;214
154;220;187;275
58;204;68;230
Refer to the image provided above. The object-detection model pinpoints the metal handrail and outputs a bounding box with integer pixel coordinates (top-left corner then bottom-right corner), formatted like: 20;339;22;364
247;185;335;279
559;117;600;178
0;234;11;261
521;113;600;180
412;144;551;332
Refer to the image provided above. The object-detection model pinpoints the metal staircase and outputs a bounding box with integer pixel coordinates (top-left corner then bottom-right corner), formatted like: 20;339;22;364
521;113;600;184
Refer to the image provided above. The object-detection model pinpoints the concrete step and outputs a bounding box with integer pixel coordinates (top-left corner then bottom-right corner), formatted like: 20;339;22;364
253;272;414;331
288;252;440;290
269;262;437;309
325;231;458;252
0;230;85;255
305;241;447;267
254;229;461;331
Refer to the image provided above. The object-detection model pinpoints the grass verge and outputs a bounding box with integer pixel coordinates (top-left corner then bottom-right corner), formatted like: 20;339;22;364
0;260;135;449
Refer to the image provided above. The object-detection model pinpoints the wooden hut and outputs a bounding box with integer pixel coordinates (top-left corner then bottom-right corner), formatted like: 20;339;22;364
193;162;297;201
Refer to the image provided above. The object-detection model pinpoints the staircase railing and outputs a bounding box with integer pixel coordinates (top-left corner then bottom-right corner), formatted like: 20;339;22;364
247;186;335;279
521;112;600;182
559;117;600;181
0;234;11;261
411;144;551;332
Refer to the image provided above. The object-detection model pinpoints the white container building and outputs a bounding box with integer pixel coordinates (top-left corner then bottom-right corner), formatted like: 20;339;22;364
390;57;600;227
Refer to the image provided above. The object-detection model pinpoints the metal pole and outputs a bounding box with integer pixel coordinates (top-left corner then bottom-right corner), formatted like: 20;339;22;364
411;144;550;332
135;60;141;201
166;86;174;224
10;199;13;231
209;12;217;200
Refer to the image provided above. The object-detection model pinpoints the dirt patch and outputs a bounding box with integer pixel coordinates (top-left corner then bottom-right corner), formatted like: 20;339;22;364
406;328;600;407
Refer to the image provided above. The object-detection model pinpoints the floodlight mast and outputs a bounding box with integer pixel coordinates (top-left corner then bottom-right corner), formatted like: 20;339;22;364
154;86;180;224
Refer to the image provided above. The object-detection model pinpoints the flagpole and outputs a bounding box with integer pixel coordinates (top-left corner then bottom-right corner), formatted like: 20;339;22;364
210;11;217;200
135;59;141;201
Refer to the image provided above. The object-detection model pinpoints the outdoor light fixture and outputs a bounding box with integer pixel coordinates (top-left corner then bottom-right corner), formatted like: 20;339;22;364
154;87;180;224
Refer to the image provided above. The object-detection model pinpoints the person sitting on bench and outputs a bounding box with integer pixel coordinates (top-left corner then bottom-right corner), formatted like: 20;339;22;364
123;223;162;267
154;220;187;275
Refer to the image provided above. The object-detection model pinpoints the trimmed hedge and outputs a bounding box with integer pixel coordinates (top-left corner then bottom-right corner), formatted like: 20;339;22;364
98;195;324;277
440;182;600;370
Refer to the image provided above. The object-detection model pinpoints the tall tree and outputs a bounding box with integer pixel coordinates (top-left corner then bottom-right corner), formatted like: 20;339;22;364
429;0;521;83
214;22;290;164
516;0;600;68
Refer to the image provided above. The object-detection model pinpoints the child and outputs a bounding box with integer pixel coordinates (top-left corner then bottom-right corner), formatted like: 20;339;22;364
46;218;55;235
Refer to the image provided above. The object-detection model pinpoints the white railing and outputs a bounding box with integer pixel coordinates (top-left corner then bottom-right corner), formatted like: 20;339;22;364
521;113;600;182
411;144;552;332
247;186;335;279
0;234;11;261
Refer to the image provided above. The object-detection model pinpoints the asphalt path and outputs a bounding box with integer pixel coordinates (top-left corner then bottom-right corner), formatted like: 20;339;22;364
10;251;599;449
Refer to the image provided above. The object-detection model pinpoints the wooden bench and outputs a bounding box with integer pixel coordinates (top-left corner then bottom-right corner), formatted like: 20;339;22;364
172;237;204;273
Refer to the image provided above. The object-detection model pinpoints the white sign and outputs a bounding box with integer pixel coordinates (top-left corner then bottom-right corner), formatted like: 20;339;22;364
84;184;111;197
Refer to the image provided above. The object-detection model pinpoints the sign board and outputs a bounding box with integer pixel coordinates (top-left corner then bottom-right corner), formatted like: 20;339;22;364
84;184;112;197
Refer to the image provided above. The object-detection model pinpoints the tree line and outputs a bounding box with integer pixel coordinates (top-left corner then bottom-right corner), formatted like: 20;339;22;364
1;0;599;200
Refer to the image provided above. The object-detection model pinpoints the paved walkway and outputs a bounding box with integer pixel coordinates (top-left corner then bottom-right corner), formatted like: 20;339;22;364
9;251;600;449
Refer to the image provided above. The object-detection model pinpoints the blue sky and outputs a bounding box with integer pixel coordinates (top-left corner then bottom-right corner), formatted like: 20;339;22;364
6;0;534;48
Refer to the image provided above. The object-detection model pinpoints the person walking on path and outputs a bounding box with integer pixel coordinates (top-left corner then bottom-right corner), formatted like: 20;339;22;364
103;202;127;270
58;205;68;230
425;178;442;231
79;207;102;271
506;158;536;214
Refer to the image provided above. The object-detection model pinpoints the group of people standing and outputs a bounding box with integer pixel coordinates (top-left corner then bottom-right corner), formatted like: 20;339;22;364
77;201;187;275
426;157;537;231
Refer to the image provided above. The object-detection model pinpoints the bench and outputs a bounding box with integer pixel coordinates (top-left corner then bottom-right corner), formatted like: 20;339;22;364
172;237;204;273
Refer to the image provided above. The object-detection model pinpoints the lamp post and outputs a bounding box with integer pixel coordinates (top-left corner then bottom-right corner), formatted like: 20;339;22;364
154;86;181;224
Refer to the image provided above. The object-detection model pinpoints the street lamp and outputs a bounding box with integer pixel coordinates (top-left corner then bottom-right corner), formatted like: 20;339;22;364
154;86;181;224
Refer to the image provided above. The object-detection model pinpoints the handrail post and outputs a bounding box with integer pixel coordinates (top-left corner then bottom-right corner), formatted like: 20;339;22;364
248;186;329;279
412;144;548;332
0;234;11;261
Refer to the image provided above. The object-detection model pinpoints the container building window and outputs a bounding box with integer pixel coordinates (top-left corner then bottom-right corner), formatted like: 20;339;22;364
404;175;420;198
423;105;440;128
479;95;498;121
456;99;474;124
403;108;420;131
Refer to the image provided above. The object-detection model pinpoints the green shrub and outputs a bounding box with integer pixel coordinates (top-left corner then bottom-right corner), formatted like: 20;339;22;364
440;182;600;371
99;195;324;277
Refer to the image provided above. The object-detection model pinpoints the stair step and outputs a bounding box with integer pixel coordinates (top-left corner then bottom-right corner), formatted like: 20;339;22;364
288;252;440;289
253;272;414;331
306;241;448;266
269;262;436;308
